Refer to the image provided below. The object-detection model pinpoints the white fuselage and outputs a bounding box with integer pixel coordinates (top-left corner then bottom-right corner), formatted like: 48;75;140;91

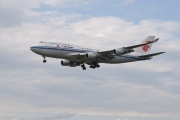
30;41;148;65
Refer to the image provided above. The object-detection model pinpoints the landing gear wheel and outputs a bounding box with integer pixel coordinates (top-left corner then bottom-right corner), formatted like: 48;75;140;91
43;56;47;63
90;61;100;69
96;64;100;68
43;60;47;63
81;64;86;70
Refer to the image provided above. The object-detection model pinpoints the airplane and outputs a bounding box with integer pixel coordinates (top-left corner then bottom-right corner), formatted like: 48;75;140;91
30;36;165;70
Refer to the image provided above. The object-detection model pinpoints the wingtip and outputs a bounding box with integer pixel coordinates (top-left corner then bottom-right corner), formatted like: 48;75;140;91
159;52;166;55
155;38;159;42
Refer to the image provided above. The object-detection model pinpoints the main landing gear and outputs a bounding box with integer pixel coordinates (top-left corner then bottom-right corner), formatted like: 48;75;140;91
43;56;47;63
90;61;100;69
81;62;100;70
81;64;86;70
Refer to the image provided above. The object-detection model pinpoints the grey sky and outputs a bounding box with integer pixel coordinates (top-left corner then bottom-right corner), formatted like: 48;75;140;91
0;0;180;120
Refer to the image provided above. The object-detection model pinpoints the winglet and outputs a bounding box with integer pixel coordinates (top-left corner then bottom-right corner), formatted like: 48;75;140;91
146;38;159;43
155;38;159;42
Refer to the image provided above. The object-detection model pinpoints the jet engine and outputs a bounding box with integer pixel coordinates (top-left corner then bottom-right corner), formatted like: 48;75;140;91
114;48;134;56
61;60;71;66
61;60;80;67
86;53;97;60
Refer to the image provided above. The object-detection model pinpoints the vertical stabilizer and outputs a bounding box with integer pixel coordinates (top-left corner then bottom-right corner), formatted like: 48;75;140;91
134;36;156;55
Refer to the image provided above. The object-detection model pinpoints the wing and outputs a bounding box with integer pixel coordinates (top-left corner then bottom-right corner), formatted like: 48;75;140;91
98;38;159;56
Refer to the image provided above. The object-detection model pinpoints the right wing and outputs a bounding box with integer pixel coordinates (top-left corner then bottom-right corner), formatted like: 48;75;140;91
98;38;159;56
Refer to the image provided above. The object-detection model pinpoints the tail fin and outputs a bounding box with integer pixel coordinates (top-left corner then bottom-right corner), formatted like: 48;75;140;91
134;36;157;55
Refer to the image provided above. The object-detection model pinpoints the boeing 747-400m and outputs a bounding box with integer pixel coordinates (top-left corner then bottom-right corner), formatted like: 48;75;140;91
30;36;165;70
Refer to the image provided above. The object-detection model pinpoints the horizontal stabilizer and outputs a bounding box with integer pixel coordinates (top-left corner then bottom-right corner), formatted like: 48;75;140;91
138;52;165;58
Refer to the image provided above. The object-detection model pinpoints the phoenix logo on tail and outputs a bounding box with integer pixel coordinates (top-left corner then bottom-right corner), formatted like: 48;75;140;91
142;41;150;52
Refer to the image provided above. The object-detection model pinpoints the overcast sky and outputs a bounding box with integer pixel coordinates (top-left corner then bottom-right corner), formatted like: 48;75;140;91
0;0;180;120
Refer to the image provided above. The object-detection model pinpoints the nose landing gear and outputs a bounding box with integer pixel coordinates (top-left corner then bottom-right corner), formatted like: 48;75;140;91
43;56;47;63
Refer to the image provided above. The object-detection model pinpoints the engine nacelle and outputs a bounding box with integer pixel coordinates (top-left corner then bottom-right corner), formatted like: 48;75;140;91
86;53;97;60
61;60;70;66
114;48;134;55
61;60;80;67
113;48;125;56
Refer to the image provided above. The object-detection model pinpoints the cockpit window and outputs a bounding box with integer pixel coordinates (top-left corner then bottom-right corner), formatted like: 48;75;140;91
39;41;44;43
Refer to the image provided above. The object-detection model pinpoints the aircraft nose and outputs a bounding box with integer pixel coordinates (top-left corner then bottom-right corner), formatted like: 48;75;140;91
30;46;33;51
30;46;35;52
30;46;42;54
